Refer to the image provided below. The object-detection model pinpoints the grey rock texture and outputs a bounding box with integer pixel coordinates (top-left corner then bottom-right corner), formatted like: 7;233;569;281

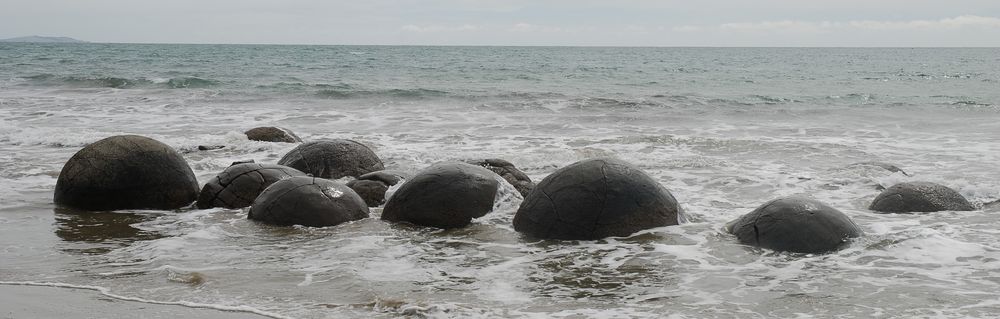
346;170;409;207
244;127;302;143
196;163;306;209
277;139;384;179
869;181;974;213
513;158;682;240
248;176;369;227
54;135;199;211
727;196;863;253
381;162;499;229
466;158;534;197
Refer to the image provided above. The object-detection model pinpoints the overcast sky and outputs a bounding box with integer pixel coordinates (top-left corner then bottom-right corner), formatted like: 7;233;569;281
3;0;1000;46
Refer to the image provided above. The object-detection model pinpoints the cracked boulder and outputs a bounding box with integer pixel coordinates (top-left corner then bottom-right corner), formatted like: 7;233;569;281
277;139;384;179
244;126;302;143
869;181;974;213
54;135;199;211
465;158;534;197
727;196;862;253
248;176;369;227
196;163;306;209
381;162;499;229
513;158;682;240
346;170;410;207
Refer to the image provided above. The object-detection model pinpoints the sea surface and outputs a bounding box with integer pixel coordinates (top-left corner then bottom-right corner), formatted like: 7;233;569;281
1;44;1000;318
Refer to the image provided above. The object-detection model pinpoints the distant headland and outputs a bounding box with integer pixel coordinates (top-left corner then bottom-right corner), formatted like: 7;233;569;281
0;36;87;43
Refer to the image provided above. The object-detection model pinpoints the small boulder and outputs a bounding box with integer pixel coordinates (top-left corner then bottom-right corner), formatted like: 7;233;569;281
346;170;409;207
277;139;384;179
196;163;306;209
513;158;682;240
54;135;199;211
869;181;974;213
727;196;863;253
197;145;225;151
466;158;534;197
381;162;499;229
244;126;302;143
248;176;369;227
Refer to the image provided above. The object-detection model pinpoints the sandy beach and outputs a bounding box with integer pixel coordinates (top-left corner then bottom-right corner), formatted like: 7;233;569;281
0;284;272;319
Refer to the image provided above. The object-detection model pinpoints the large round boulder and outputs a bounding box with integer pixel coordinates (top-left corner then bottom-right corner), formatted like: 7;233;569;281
277;139;384;179
244;126;302;143
54;135;199;211
248;176;369;227
381;162;499;229
869;181;974;213
196;163;306;209
513;158;682;240
466;158;534;197
727;196;863;253
346;170;409;207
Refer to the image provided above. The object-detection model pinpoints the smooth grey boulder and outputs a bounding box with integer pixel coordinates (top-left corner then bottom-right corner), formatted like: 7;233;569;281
346;170;409;207
196;163;306;209
466;158;534;197
727;196;862;253
381;162;499;229
513;158;682;240
277;139;384;179
869;181;974;213
248;176;369;227
54;135;199;211
244;126;302;143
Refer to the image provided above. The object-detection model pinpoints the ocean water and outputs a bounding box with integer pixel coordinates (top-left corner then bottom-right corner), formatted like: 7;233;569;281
2;43;1000;318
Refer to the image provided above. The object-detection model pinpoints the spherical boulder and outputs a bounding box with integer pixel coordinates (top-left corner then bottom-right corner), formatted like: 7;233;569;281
466;158;534;197
248;176;369;227
277;139;384;179
54;135;199;211
244;126;302;143
346;170;409;207
196;163;306;209
727;196;862;253
513;158;682;240
381;162;499;229
869;181;974;213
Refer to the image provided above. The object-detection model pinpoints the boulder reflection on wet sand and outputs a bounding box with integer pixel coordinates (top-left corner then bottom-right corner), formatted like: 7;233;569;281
54;207;164;254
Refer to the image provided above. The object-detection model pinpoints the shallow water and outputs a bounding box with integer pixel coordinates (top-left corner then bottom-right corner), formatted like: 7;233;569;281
2;44;1000;318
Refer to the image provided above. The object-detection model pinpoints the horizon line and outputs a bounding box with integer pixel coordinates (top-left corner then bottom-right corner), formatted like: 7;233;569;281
4;40;1000;49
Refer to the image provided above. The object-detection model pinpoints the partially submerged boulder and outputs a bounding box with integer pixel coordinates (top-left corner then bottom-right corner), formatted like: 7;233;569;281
346;170;409;207
869;181;974;213
381;162;499;229
196;163;306;209
277;139;384;179
466;158;534;197
727;196;863;253
248;176;369;227
54;135;199;211
245;126;302;143
513;158;682;240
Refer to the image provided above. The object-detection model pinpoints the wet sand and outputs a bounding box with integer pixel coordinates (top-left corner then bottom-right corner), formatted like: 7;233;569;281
0;284;272;319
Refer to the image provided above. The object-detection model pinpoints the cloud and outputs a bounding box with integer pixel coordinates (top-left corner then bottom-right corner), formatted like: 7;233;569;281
677;15;1000;33
399;24;479;33
846;15;1000;30
508;23;568;33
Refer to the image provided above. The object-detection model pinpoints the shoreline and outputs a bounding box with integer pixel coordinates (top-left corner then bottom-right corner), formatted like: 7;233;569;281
0;282;278;319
